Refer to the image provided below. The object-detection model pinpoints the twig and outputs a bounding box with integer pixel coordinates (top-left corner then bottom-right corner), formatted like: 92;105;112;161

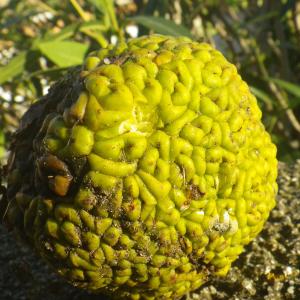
292;1;300;44
272;0;292;80
80;28;108;48
69;0;90;22
252;41;300;133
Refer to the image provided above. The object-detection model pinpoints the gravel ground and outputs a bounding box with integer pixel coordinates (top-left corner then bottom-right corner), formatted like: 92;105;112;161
0;161;299;300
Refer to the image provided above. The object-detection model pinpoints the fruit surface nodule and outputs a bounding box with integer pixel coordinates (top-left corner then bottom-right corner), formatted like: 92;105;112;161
1;35;278;300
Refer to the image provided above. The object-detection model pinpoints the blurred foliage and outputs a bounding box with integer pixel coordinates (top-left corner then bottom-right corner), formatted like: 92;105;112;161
0;0;300;163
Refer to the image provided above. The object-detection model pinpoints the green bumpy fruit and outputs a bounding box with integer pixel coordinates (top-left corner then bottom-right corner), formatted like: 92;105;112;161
1;35;278;300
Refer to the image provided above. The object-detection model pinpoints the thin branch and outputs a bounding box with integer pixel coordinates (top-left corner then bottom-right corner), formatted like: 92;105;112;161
272;0;292;80
252;41;300;133
69;0;90;22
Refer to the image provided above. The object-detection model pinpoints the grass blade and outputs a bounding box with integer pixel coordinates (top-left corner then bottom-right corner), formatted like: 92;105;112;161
270;78;300;98
250;86;275;105
129;16;192;38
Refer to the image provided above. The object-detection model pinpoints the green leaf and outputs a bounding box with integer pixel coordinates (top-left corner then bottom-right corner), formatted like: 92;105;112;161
102;0;119;31
287;98;300;109
87;0;118;31
129;16;192;38
33;24;79;49
44;24;80;42
79;27;108;48
38;41;89;67
86;0;106;14
265;115;277;133
270;78;300;98
80;20;108;31
0;51;27;84
250;86;274;105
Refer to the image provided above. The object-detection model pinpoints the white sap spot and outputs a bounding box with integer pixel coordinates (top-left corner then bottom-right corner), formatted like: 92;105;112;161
103;58;111;65
228;218;238;235
130;124;138;133
43;85;50;95
222;210;230;224
195;210;204;217
126;25;138;38
111;35;118;45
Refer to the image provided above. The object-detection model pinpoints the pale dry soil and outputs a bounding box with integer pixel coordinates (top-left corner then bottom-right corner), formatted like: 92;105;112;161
0;161;299;300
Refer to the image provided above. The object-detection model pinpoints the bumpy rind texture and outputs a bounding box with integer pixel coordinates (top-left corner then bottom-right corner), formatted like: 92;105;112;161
1;35;278;300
